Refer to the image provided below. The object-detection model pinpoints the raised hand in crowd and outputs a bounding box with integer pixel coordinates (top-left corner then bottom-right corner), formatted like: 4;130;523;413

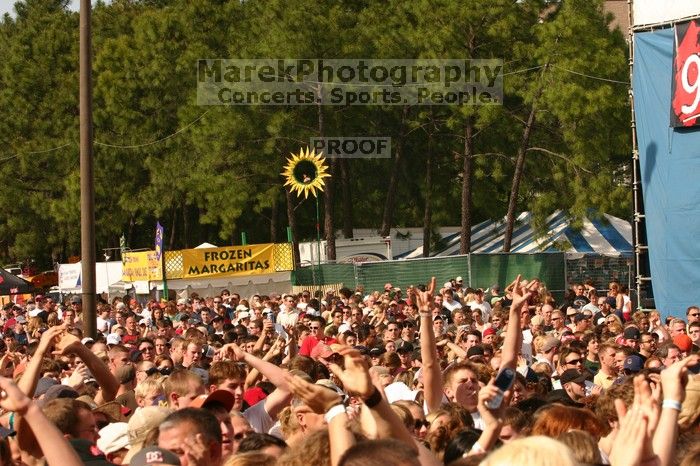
181;433;211;466
653;354;700;465
65;361;90;390
609;375;660;466
0;377;82;466
473;378;510;455
500;276;539;371
327;346;373;399
412;277;436;313
217;342;246;362
285;371;343;414
285;370;351;466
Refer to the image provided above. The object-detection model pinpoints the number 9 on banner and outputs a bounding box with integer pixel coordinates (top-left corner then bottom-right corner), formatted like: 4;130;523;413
671;20;700;128
681;54;700;117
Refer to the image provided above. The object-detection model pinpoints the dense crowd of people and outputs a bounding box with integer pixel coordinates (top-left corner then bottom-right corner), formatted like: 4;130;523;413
0;275;698;466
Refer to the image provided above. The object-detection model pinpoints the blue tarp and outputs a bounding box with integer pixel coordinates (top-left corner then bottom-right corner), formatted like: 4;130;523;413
634;28;700;315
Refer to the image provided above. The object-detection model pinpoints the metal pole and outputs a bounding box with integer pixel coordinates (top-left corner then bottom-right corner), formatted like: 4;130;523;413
104;261;110;303
80;0;96;339
316;195;322;296
161;251;169;301
628;0;647;309
467;252;472;288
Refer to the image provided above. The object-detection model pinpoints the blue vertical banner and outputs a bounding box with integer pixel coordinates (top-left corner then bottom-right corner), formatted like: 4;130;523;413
155;222;164;260
634;25;700;316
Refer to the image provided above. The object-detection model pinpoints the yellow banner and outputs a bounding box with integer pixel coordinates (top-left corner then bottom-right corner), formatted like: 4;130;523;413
180;244;275;278
122;251;162;282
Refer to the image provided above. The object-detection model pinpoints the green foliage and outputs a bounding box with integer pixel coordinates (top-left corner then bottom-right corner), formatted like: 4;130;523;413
0;0;630;266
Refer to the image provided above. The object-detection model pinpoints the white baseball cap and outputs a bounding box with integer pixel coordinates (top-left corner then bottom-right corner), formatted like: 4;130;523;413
96;422;129;454
106;334;122;345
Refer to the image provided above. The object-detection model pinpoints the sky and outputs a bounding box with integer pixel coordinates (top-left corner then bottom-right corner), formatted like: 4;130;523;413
0;0;80;16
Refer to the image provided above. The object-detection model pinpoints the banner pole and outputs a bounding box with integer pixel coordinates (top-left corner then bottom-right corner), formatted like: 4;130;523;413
161;250;168;301
316;195;322;295
156;223;168;301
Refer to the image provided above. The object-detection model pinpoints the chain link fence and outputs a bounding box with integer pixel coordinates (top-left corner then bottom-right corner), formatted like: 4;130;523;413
291;252;599;300
565;254;635;294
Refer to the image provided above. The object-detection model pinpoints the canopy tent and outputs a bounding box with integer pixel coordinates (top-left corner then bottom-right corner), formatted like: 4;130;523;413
157;271;292;298
58;261;124;294
401;211;633;259
0;269;34;295
194;242;218;249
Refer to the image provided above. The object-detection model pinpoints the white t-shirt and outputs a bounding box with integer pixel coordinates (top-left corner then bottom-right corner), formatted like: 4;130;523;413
277;309;300;327
443;300;463;313
520;329;533;363
244;399;274;434
471;411;485;430
533;355;554;371
581;302;600;314
96;317;112;334
467;300;492;322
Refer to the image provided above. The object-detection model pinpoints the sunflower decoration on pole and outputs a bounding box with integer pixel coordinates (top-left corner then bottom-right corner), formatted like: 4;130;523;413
282;147;330;199
282;147;331;274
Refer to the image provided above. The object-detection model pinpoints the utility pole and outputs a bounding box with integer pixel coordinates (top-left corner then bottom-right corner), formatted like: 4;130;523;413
80;0;96;339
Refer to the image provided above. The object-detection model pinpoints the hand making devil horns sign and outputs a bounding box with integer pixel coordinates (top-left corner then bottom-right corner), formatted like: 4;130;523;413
412;277;436;315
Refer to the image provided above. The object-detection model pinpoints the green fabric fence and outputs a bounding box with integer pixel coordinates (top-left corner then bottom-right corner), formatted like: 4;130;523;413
291;253;566;295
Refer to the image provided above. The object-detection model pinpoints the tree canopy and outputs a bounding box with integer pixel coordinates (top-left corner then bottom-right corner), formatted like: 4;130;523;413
0;0;630;266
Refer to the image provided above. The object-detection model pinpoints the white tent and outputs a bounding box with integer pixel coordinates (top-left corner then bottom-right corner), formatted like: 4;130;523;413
161;271;292;298
58;261;125;294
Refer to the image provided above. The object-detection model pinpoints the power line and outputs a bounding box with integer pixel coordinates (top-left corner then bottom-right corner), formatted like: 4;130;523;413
0;143;71;163
94;109;211;149
551;65;629;85
0;65;628;160
0;109;211;162
244;63;625;86
503;65;547;76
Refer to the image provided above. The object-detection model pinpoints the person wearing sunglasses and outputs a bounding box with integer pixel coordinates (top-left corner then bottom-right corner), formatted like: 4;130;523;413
547;310;567;339
559;348;584;372
400;320;417;343
687;322;700;348
393;400;428;440
638;331;658;361
298;316;336;357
